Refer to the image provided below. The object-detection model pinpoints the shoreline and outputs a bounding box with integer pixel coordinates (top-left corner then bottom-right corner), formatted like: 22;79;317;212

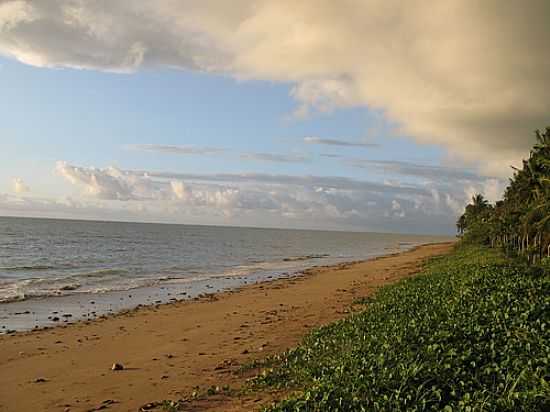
0;242;432;334
0;242;454;412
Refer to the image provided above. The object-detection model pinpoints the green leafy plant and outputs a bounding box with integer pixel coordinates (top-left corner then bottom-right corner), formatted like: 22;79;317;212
251;246;550;411
458;127;550;264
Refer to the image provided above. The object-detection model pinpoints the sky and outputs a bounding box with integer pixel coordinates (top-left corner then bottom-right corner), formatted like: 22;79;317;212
0;1;548;234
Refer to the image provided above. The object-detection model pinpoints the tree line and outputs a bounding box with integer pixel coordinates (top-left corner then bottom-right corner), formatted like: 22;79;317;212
457;127;550;264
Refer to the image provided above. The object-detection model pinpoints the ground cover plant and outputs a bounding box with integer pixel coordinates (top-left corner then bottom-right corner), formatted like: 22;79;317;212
251;246;550;411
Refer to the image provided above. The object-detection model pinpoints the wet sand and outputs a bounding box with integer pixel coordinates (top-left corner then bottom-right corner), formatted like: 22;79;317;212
0;242;453;412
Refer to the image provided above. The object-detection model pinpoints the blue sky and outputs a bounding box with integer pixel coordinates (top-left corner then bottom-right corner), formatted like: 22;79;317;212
1;56;442;185
0;1;544;234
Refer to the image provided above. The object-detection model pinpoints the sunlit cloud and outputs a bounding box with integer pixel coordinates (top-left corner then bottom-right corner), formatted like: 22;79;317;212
1;1;547;175
12;177;30;194
43;161;503;233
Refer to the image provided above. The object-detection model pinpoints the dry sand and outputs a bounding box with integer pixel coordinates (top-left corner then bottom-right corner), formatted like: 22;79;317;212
0;242;453;412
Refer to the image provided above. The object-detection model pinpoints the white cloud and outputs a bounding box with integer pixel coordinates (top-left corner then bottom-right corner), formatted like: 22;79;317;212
463;178;506;205
12;177;29;194
55;161;165;201
479;179;507;204
170;180;192;201
445;194;463;216
390;199;405;218
290;78;360;117
1;1;547;175
47;161;501;233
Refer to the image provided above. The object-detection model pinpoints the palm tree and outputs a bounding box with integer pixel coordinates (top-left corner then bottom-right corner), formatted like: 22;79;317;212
458;127;550;263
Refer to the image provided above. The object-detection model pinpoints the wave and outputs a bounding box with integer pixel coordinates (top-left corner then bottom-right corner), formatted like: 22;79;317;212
0;286;83;303
283;254;330;262
0;253;346;305
76;268;129;278
0;278;136;303
0;268;131;303
0;265;55;272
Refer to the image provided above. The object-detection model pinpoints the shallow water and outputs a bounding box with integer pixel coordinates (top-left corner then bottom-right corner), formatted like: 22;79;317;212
0;216;452;331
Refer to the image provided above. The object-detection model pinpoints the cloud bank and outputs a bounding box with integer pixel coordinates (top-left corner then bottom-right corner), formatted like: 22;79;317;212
1;1;548;175
39;161;502;234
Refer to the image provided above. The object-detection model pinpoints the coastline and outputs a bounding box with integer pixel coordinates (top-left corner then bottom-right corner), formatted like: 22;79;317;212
0;241;437;333
0;242;454;412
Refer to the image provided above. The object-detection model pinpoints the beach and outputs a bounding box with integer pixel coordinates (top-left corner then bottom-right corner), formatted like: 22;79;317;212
0;217;452;332
0;242;453;412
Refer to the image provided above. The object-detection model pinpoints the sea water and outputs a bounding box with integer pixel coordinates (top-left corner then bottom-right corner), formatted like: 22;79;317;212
0;216;452;331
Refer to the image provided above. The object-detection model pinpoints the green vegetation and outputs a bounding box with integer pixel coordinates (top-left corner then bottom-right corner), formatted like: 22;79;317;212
252;246;549;411
458;128;550;264
160;132;550;411
244;133;550;410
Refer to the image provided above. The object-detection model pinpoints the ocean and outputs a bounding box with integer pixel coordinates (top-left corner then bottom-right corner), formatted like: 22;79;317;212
0;216;452;331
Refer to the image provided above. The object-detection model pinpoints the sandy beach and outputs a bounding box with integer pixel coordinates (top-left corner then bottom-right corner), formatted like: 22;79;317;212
0;242;453;412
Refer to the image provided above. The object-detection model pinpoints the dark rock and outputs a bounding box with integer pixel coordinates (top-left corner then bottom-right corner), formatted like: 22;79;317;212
140;402;161;411
111;363;124;371
60;285;78;291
